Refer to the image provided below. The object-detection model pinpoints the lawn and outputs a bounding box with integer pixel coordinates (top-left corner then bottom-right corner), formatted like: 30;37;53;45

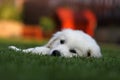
0;39;120;80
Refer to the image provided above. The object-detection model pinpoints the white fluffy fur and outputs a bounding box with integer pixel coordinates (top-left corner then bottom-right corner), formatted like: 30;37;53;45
9;29;102;58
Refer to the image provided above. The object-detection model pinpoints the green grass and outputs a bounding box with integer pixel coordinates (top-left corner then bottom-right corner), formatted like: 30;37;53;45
0;39;120;80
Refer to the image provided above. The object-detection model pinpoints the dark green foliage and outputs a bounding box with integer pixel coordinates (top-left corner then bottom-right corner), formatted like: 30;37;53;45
0;40;120;80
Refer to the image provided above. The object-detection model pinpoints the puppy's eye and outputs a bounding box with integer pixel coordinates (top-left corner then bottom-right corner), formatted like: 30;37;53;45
70;49;77;54
60;40;65;44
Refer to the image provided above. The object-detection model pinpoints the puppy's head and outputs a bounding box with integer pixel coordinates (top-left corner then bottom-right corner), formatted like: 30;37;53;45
46;29;102;58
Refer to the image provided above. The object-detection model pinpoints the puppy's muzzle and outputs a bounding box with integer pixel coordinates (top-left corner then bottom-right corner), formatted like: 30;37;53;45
51;50;61;56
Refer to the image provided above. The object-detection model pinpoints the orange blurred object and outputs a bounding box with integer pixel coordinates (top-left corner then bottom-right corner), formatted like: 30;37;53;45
56;7;75;29
56;7;97;37
22;25;43;40
82;10;97;37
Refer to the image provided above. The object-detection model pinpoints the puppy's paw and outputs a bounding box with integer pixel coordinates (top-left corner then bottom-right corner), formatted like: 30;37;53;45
8;46;21;51
32;47;50;55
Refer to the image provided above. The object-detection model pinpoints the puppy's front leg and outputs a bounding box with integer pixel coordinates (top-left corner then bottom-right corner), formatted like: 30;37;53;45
30;46;50;55
9;46;50;55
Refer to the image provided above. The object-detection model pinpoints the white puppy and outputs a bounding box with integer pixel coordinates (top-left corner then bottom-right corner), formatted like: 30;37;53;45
9;29;102;58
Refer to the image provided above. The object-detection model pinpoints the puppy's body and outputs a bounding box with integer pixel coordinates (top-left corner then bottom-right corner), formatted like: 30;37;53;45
9;29;102;58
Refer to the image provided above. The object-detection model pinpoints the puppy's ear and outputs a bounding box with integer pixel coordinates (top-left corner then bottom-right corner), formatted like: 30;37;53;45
45;31;62;48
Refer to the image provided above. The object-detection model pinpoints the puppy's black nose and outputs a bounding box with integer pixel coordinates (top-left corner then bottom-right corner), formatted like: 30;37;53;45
52;50;61;56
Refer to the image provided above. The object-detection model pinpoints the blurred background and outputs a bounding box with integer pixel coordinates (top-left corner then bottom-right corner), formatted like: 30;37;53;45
0;0;120;44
